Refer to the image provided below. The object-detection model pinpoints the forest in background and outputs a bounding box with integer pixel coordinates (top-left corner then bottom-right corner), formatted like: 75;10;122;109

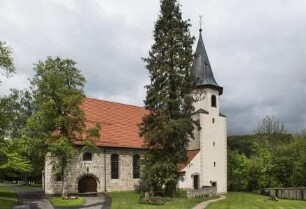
228;116;305;191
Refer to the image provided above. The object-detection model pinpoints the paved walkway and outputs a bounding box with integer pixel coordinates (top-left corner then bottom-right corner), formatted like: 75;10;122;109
192;195;226;209
0;184;111;209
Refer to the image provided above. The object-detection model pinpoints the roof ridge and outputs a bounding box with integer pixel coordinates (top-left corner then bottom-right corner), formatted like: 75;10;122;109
85;96;145;109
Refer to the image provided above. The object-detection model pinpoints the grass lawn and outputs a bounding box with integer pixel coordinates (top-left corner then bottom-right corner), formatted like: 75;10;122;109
108;190;218;209
0;186;17;209
49;196;85;207
206;192;306;209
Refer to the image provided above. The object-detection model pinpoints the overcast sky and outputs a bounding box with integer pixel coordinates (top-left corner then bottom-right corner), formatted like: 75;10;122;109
0;0;305;135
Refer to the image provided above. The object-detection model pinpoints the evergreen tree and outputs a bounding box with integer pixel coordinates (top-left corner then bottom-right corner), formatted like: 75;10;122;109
140;0;196;197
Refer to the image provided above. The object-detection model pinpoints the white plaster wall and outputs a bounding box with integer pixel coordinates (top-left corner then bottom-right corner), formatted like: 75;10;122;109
200;114;227;193
178;152;200;189
193;89;220;113
193;88;227;194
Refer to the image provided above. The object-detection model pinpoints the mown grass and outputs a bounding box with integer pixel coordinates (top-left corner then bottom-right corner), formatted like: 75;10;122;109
108;190;218;209
0;186;17;209
206;192;306;209
49;196;85;207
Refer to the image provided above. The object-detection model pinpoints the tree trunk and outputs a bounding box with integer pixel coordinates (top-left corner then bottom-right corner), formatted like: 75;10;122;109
165;180;177;198
61;165;67;198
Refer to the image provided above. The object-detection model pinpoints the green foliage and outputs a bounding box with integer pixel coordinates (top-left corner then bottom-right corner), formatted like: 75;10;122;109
0;139;33;177
272;135;305;187
109;191;217;209
0;41;36;180
228;116;305;191
49;196;85;207
227;150;250;191
28;56;100;196
30;57;86;141
140;0;196;197
139;196;172;205
0;89;33;139
227;135;257;158
206;192;306;209
0;41;15;80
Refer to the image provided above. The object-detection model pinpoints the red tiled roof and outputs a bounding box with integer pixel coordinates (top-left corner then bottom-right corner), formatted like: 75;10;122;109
178;149;200;170
82;97;147;149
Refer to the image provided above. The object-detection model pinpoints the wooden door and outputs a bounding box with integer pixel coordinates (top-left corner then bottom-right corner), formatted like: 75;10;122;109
193;175;199;190
78;176;97;193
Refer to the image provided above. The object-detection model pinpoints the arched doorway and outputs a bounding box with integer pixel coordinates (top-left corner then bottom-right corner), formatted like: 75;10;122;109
78;176;97;193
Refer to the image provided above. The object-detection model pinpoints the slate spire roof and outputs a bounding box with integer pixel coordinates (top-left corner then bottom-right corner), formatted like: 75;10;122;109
192;29;223;94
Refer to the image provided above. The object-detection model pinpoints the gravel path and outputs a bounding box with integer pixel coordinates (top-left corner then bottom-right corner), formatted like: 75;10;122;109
192;195;226;209
0;184;111;209
2;184;54;209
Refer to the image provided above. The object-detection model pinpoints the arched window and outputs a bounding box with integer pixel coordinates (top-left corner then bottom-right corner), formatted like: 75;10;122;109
133;154;140;179
83;152;92;161
111;154;119;179
211;95;217;107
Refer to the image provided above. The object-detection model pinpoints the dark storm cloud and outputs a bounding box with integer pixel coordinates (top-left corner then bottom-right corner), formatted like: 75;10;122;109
0;0;304;135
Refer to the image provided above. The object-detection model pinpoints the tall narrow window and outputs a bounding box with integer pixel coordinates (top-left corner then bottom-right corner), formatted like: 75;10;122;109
211;95;217;107
111;154;119;179
133;154;140;179
83;152;92;161
214;162;216;167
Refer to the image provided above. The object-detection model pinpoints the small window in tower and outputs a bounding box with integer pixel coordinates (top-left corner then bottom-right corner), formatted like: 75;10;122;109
214;162;216;167
213;141;215;147
83;152;92;161
212;118;215;123
211;95;217;107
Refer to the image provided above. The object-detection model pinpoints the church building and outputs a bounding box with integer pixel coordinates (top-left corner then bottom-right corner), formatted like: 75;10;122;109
43;29;227;195
177;28;227;193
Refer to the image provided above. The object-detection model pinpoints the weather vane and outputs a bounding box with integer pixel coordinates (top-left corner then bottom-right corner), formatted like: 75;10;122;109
199;15;203;32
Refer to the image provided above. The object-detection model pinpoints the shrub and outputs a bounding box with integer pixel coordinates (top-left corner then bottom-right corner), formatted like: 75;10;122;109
139;196;172;205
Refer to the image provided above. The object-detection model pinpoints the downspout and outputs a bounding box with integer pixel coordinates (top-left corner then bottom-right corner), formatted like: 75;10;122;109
104;148;107;192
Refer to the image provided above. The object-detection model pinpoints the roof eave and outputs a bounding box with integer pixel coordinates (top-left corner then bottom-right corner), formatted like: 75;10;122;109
195;84;223;95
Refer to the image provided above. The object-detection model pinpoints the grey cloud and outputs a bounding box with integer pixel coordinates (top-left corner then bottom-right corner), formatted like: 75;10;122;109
0;0;305;135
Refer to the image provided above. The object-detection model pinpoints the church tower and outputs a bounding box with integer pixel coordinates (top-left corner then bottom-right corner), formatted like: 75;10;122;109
191;27;227;193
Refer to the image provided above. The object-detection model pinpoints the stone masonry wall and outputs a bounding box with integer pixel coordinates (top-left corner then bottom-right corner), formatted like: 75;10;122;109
187;186;217;198
254;187;306;201
44;148;145;194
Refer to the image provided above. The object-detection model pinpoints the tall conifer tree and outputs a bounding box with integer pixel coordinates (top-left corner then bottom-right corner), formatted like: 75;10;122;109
140;0;197;197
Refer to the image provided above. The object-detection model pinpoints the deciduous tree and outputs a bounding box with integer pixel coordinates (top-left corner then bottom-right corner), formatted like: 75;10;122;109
0;41;15;80
29;57;99;197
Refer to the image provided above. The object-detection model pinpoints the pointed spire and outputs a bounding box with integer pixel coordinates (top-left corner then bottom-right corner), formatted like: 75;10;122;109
192;21;223;95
